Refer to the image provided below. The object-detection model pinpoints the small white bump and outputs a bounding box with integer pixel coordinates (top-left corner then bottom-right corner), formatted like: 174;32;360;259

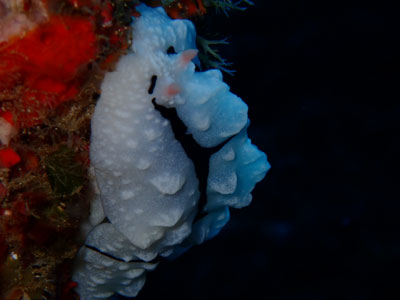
150;173;186;195
149;146;158;152
221;148;235;161
135;208;144;215
126;139;138;149
122;178;131;184
113;171;122;177
217;213;227;221
137;158;151;170
121;190;135;200
145;114;154;120
144;128;161;141
91;275;106;284
121;279;131;285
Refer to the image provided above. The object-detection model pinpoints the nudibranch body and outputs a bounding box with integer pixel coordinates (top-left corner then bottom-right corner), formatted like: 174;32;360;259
73;4;270;299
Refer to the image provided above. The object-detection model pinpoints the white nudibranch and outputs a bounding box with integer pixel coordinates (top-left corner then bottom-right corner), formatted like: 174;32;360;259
73;4;270;299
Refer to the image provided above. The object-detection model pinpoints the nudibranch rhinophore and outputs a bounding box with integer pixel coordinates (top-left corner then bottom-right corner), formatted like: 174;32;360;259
73;4;270;299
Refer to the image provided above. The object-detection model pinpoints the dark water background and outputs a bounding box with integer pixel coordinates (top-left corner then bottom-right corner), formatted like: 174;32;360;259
130;0;398;299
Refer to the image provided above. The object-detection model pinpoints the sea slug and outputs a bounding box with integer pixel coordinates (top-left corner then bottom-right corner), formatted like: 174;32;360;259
73;4;270;299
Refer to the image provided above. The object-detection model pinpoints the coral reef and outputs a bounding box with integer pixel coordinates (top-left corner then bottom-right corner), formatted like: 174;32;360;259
0;0;135;298
0;0;265;299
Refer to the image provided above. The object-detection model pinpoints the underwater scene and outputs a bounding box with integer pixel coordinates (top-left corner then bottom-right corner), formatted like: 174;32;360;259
0;0;397;299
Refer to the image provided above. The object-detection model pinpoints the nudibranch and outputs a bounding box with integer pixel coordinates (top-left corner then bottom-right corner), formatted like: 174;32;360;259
73;4;270;299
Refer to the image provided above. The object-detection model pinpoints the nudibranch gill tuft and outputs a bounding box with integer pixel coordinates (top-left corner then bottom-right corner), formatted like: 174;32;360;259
73;4;270;299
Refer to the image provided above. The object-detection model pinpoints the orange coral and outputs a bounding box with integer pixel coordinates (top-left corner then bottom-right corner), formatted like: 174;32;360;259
159;0;206;19
0;148;21;168
0;15;98;128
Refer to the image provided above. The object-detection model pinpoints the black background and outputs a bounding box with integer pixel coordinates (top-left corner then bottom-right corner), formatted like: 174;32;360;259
132;1;398;299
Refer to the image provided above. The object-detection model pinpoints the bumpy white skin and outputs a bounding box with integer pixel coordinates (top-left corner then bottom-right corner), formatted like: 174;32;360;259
73;4;270;299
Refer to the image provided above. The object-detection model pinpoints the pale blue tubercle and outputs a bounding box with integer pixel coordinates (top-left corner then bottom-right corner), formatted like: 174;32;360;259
174;69;248;147
170;122;270;255
205;123;269;231
73;4;270;299
207;122;270;211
